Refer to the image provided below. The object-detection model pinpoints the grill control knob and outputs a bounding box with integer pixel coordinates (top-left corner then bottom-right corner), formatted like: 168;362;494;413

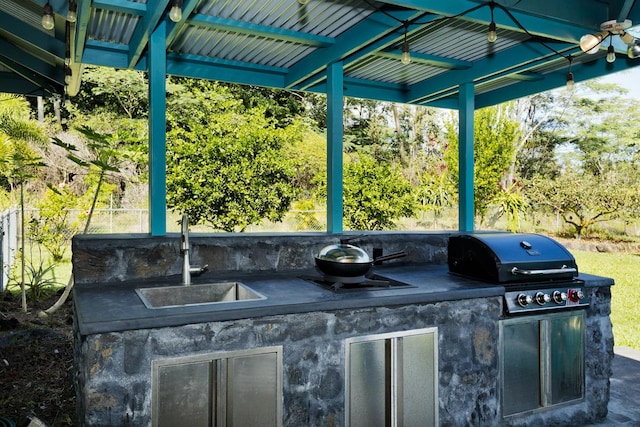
568;288;585;302
517;293;533;307
535;292;551;305
552;290;568;304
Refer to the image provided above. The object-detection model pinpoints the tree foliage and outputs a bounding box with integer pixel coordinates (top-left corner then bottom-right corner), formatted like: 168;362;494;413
166;82;299;232
526;170;639;237
444;104;521;225
341;153;416;230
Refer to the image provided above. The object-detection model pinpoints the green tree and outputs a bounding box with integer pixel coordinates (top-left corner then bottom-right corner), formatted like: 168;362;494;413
166;82;299;232
444;104;521;225
74;67;149;119
341;153;416;230
28;186;80;261
526;170;639;237
0;94;49;312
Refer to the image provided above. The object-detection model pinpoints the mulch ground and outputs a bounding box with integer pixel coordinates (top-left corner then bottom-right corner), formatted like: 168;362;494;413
0;290;75;426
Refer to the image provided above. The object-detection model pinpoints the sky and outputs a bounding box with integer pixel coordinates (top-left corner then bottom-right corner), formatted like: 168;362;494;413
595;66;640;99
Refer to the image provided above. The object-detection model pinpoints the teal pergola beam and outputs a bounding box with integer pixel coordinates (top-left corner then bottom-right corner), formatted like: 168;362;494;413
326;62;344;233
458;82;475;232
148;20;168;235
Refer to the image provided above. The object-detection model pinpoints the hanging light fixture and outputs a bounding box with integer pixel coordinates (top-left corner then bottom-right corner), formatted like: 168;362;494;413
620;31;635;45
487;2;497;43
565;56;574;92
42;2;55;30
628;40;640;59
565;71;574;91
65;67;72;85
67;2;77;23
579;32;608;54
169;0;183;22
579;20;640;59
606;38;616;63
401;22;411;65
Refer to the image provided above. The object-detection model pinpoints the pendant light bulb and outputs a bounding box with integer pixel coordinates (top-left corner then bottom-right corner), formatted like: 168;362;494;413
401;39;411;65
566;71;574;91
42;2;55;30
628;41;640;59
606;44;616;63
620;31;635;45
67;2;77;23
401;24;411;65
487;2;497;43
579;33;606;54
65;68;72;85
487;21;497;43
169;0;183;22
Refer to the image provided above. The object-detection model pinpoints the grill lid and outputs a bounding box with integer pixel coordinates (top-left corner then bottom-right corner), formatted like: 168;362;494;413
448;233;578;284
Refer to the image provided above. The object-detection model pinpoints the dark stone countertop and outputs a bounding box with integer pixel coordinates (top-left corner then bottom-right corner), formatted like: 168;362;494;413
73;264;613;335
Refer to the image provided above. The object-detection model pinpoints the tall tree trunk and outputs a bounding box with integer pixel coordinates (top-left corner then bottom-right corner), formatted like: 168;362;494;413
391;103;408;165
20;182;26;312
41;170;105;316
37;96;44;123
53;98;61;125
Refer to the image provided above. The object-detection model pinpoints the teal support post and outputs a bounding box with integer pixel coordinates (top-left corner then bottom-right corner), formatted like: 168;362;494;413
326;62;344;233
458;82;475;232
148;21;167;235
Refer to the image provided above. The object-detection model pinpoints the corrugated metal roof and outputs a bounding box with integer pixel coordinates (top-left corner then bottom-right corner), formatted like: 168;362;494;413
1;0;640;106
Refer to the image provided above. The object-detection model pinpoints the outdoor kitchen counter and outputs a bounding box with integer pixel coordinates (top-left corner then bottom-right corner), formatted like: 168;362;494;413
73;263;612;335
74;263;504;335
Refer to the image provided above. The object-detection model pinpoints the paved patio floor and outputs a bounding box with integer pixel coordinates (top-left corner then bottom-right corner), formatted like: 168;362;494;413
589;347;640;426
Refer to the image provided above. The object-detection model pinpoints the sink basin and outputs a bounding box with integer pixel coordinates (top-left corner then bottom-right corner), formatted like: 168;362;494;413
135;282;266;309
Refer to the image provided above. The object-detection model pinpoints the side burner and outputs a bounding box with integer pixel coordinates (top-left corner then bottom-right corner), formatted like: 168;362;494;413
300;274;415;291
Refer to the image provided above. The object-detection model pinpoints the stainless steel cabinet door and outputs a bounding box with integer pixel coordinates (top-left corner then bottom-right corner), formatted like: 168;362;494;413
153;346;282;427
549;314;584;405
346;328;438;427
501;312;585;417
502;320;541;416
224;352;279;426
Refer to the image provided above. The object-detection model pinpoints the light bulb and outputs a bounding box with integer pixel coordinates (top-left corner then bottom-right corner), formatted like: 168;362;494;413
65;71;72;85
401;39;411;65
65;57;71;66
620;31;635;45
628;42;640;59
579;33;604;54
566;72;574;91
487;22;497;43
169;5;182;22
606;45;616;63
67;2;77;23
42;2;55;30
401;50;411;65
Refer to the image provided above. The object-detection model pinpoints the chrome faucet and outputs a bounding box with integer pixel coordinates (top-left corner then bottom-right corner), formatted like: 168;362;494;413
180;214;208;285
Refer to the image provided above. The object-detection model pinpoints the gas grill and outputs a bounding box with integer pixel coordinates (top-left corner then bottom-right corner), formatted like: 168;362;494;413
448;233;589;315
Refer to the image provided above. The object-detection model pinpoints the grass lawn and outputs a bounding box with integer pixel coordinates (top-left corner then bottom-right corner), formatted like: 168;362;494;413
572;250;640;351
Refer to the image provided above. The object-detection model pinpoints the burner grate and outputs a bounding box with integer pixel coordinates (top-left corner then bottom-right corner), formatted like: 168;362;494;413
300;275;414;292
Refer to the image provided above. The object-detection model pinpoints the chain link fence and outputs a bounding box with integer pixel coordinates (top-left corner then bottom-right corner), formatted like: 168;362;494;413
3;205;638;291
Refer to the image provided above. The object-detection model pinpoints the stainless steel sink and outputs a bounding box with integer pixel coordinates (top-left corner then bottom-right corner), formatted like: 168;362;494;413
135;282;266;309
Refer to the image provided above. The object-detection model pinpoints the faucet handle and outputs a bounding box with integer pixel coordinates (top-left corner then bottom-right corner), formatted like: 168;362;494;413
189;264;209;276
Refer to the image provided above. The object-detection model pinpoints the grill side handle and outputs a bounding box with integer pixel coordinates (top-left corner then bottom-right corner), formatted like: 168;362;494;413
510;266;578;276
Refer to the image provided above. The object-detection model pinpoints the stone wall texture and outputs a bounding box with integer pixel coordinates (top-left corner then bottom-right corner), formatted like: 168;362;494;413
75;297;503;426
73;233;613;426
